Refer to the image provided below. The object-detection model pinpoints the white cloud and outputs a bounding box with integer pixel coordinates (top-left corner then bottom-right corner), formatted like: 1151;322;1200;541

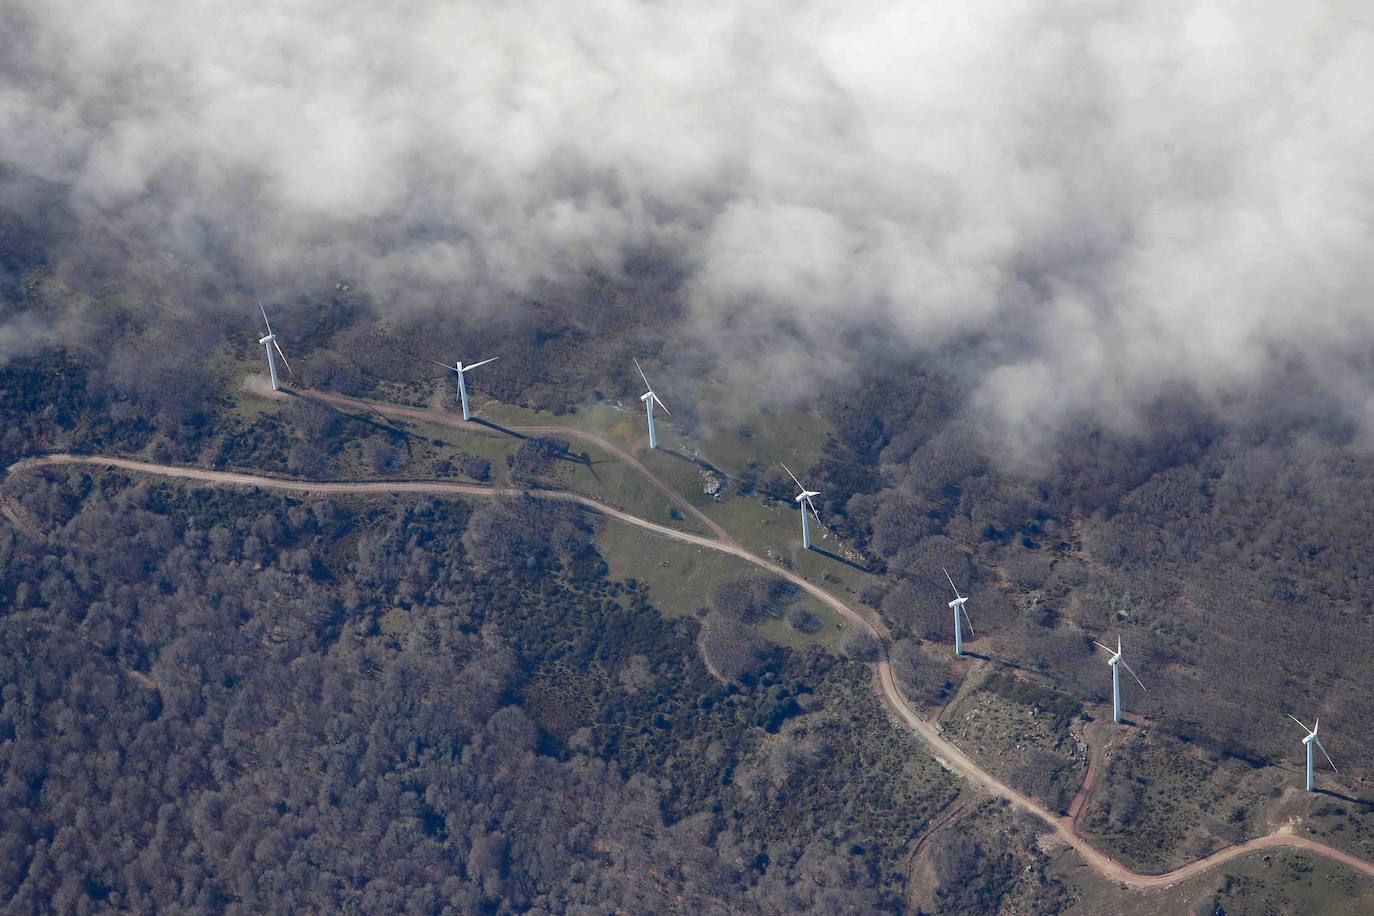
2;0;1372;443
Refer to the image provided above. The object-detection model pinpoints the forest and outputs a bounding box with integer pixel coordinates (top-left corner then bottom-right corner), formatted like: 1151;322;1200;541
4;199;1374;912
0;466;1078;912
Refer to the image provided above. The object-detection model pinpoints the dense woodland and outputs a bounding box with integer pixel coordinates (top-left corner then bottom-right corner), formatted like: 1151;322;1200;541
0;470;1039;912
811;374;1374;790
5;205;1374;911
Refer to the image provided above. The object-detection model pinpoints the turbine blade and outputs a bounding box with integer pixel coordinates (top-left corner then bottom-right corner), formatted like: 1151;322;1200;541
259;301;273;336
780;463;805;491
1120;658;1147;692
1316;739;1338;773
652;392;671;416
273;339;293;375
1092;641;1114;654
1287;713;1313;734
960;605;975;638
805;495;823;528
428;358;460;372
633;356;651;391
942;567;962;600
462;356;500;373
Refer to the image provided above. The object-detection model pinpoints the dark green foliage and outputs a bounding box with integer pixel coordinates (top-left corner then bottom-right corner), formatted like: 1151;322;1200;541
785;606;822;634
889;639;952;708
841;628;880;662
0;470;956;911
458;453;492;481
981;672;1081;730
921;802;1070;915
816;363;1374;797
711;574;800;624
698;612;772;681
0;353;154;467
461;496;593;574
508;435;571;481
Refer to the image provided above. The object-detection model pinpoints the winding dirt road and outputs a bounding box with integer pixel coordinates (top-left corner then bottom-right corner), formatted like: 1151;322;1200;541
303;389;736;545
8;452;1374;892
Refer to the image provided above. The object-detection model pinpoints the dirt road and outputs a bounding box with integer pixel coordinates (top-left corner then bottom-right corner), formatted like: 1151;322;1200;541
1067;718;1108;830
302;389;736;545
9;452;1374;891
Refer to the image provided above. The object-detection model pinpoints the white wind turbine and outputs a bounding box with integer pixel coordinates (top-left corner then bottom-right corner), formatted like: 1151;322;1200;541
1287;714;1337;793
1093;636;1146;724
942;568;975;657
634;357;670;449
780;463;822;550
437;356;499;421
258;303;292;392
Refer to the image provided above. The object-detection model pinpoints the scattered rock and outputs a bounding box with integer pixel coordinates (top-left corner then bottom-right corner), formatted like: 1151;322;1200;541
701;471;726;500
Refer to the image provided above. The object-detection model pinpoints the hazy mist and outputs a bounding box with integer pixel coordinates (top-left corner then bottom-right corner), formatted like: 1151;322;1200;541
3;1;1372;443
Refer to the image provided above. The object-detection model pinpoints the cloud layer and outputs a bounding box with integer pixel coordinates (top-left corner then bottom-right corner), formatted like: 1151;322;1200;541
3;1;1373;441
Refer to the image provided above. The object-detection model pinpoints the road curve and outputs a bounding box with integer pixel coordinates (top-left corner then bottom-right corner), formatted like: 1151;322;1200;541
301;389;737;546
8;453;1374;891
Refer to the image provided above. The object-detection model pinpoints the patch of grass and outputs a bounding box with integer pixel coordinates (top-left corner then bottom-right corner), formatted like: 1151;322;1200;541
1080;727;1288;873
595;515;846;655
941;672;1088;814
1057;847;1374;915
908;798;1072;914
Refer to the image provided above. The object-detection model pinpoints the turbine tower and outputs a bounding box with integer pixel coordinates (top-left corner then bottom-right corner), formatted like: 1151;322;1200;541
439;356;499;421
634;358;670;449
258;303;292;392
780;463;822;550
1287;714;1337;793
1093;636;1146;724
942;568;975;657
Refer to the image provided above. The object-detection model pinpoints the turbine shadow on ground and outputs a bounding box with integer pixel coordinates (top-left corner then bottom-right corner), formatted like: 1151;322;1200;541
294;389;417;441
808;545;870;573
1315;788;1374;809
471;417;528;439
554;449;602;484
651;447;703;466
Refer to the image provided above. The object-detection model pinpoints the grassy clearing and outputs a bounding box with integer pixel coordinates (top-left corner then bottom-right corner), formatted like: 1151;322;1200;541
1288;792;1374;864
939;670;1089;815
1079;726;1292;873
595;515;847;654
1057;846;1374;915
906;797;1074;914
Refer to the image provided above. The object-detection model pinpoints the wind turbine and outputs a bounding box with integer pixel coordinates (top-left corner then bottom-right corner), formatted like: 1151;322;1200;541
1287;714;1337;793
942;568;975;657
780;463;822;550
258;303;292;392
1093;636;1146;724
437;356;499;421
634;357;670;449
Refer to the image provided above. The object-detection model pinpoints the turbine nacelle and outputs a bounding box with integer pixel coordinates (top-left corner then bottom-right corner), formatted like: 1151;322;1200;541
1290;714;1320;743
941;567;975;640
1095;636;1123;665
1093;636;1145;689
257;303;292;380
780;464;823;523
430;355;499;420
633;358;670;414
1288;713;1337;774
